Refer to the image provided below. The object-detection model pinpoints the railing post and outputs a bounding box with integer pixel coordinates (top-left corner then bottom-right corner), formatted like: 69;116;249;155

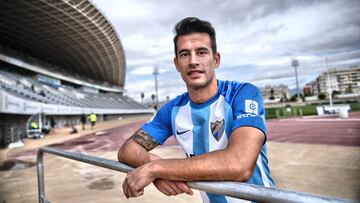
36;149;45;203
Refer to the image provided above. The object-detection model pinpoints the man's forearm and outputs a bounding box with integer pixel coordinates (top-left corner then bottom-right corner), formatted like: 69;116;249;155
148;148;251;182
118;129;160;167
118;139;160;167
118;136;245;181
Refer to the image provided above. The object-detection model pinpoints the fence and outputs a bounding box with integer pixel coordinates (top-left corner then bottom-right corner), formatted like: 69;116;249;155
0;124;25;147
37;147;354;203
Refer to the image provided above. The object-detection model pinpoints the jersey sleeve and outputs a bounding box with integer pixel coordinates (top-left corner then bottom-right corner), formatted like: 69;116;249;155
231;83;267;140
141;102;173;145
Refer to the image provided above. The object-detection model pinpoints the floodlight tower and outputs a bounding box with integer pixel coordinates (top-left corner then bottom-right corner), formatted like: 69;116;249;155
291;58;300;102
153;65;159;108
325;57;333;106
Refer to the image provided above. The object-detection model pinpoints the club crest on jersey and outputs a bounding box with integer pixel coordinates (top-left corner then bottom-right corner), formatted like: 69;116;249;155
245;100;258;115
211;119;225;142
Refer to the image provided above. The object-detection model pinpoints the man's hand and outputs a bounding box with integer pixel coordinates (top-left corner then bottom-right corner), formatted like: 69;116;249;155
153;179;193;196
122;162;194;198
122;163;155;198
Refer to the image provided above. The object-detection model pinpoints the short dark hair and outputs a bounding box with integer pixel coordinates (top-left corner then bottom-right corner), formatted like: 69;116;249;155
173;17;217;57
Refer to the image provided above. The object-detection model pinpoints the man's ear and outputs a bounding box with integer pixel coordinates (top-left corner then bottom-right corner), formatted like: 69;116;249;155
213;52;221;69
174;57;180;72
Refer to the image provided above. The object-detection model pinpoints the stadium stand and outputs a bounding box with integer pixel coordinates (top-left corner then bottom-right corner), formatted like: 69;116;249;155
0;0;154;147
0;68;148;110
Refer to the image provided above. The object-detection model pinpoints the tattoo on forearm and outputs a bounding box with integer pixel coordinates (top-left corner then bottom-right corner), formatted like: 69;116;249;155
132;129;159;151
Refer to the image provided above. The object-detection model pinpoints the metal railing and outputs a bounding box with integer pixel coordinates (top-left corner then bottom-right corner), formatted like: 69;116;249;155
37;147;354;203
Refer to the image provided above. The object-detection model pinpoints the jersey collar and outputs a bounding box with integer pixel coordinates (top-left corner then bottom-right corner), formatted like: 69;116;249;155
189;80;222;109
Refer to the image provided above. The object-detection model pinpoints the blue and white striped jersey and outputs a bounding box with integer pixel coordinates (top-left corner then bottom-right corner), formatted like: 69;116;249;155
142;80;275;203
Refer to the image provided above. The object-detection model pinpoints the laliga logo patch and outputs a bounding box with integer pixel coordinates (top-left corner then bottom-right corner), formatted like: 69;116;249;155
245;100;258;115
211;119;225;142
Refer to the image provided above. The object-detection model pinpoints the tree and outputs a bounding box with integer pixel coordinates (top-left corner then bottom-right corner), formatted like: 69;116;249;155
140;92;145;103
318;93;326;100
151;94;155;104
269;88;275;100
290;94;297;102
290;94;303;102
332;90;340;98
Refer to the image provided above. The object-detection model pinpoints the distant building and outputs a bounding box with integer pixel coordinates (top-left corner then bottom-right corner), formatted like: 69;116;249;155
261;84;289;103
304;66;360;97
303;81;315;96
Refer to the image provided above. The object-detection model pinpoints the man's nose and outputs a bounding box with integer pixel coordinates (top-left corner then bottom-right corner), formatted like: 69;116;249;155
189;52;199;66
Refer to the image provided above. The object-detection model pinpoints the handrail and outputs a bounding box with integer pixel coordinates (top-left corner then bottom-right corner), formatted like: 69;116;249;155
37;147;354;203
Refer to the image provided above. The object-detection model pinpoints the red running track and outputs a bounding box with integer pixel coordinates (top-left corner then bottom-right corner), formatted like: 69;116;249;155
59;112;360;151
267;118;360;146
53;112;360;151
12;112;359;158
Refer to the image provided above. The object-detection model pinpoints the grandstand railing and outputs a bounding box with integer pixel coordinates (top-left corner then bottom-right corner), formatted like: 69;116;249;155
0;90;154;115
37;147;354;203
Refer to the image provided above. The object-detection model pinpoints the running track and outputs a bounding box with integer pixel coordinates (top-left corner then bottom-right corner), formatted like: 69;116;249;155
12;113;359;159
45;112;360;154
267;117;360;146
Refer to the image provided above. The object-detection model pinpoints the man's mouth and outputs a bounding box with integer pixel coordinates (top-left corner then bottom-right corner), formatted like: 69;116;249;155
187;70;204;76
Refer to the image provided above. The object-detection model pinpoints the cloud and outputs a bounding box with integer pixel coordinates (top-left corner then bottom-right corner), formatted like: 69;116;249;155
125;69;185;102
129;65;173;75
91;0;360;100
129;66;154;75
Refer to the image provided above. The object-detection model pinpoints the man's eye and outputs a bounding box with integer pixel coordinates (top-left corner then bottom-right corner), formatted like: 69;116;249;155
180;53;189;57
198;51;207;55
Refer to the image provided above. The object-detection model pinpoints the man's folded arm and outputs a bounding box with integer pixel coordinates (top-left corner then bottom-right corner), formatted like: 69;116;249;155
146;126;264;182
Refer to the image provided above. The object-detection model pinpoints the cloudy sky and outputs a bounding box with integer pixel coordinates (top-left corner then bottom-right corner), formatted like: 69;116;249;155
91;0;360;103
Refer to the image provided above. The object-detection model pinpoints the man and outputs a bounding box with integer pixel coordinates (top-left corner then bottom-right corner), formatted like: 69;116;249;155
80;113;87;130
50;117;56;133
118;17;274;202
42;121;50;135
88;113;97;130
30;121;39;129
70;125;78;134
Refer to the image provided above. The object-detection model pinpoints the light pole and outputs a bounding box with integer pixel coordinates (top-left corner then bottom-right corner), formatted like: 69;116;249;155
153;65;159;109
325;57;333;106
291;58;300;102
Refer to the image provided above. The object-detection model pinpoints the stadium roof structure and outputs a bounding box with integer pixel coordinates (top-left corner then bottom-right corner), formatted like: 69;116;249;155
0;0;126;91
